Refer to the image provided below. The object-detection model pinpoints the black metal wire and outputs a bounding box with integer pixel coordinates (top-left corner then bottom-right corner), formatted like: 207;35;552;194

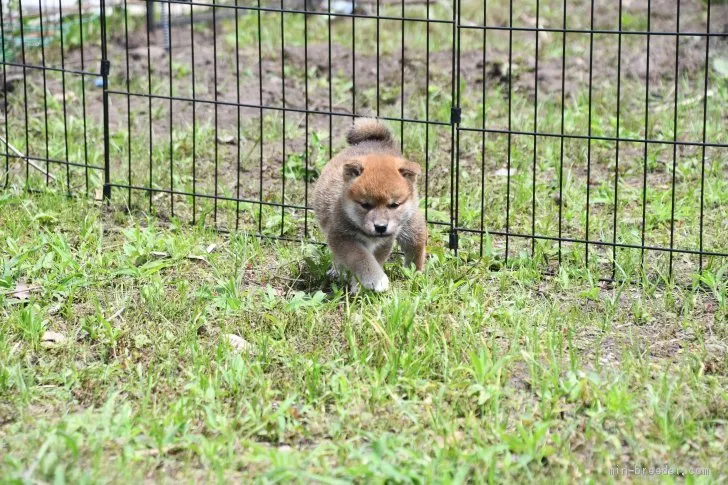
17;0;30;191
212;2;219;223
424;0;430;225
191;0;198;223
327;0;332;160
279;0;286;237
0;0;8;189
612;0;624;281
400;0;405;150
257;0;264;234
0;152;103;171
167;0;174;216
699;0;711;273
145;1;153;212
109;182;309;210
77;0;90;196
37;0;49;187
453;0;461;253
585;0;595;267
668;0;681;276
504;0;513;262
124;0;132;208
459;24;721;37
0;61;106;76
152;0;454;25
640;0;652;268
558;0;566;265
105;90;454;126
376;0;380;117
2;0;726;282
303;2;310;238
57;0;71;194
352;0;356;116
456;127;726;149
531;0;539;257
101;0;110;202
448;0;457;252
452;226;727;258
478;0;486;257
234;0;241;231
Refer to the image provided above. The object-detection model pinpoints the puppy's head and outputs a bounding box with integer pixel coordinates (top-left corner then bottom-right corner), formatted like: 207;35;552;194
342;154;421;238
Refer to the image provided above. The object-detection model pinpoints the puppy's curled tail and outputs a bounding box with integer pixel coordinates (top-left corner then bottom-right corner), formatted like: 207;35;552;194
346;118;394;147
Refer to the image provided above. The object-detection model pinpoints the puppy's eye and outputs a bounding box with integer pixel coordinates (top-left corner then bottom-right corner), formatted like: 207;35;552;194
360;202;373;210
388;202;400;209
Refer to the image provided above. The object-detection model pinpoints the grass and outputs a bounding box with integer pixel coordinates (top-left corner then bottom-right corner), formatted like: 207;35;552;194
1;192;727;482
1;2;728;479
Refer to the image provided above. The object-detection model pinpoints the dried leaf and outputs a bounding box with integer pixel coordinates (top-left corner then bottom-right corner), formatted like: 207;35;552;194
206;243;218;254
8;281;34;300
329;1;354;15
53;91;76;103
48;303;62;315
186;255;210;265
713;57;728;78
108;307;125;321
537;24;550;43
226;334;256;354
494;168;517;177
41;331;66;348
216;134;237;145
129;45;165;60
133;333;151;349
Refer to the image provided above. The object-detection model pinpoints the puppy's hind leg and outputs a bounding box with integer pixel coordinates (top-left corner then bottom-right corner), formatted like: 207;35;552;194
398;210;427;271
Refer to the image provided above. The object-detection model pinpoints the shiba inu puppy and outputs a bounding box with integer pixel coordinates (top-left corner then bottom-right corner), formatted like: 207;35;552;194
313;118;426;293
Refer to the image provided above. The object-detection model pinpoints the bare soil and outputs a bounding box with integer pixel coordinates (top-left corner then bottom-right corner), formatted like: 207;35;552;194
2;0;725;227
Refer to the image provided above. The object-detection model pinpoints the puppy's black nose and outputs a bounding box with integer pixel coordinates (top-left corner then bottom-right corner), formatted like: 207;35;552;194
374;224;387;234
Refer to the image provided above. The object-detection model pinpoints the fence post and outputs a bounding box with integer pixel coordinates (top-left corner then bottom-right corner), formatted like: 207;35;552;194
100;0;111;202
448;0;460;251
147;0;156;33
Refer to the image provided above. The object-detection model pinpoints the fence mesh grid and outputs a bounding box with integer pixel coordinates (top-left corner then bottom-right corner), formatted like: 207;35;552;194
2;0;726;282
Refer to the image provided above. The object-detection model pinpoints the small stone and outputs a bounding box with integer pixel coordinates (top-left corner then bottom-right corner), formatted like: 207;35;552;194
41;331;66;348
226;334;256;354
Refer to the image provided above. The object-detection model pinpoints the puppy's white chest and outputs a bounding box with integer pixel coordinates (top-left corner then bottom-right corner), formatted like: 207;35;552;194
356;233;394;253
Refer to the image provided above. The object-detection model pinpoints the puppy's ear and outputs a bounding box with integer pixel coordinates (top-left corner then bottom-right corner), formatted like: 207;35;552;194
399;160;422;184
343;160;363;182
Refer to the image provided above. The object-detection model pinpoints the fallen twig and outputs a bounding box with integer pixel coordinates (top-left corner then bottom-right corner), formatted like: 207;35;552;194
0;135;57;182
2;285;42;298
654;89;714;113
108;307;126;321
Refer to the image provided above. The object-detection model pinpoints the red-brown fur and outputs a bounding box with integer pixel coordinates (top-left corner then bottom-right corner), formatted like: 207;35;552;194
312;118;427;292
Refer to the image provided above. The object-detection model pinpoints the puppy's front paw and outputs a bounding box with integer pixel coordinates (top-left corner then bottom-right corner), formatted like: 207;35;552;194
349;279;360;295
361;273;389;293
326;265;340;279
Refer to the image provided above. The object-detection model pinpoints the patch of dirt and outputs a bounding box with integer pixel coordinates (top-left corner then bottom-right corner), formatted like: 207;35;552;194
4;0;726;222
9;0;727;129
453;0;728;97
570;288;727;373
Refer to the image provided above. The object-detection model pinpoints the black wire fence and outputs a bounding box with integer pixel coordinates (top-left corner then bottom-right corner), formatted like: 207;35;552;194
2;0;726;282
